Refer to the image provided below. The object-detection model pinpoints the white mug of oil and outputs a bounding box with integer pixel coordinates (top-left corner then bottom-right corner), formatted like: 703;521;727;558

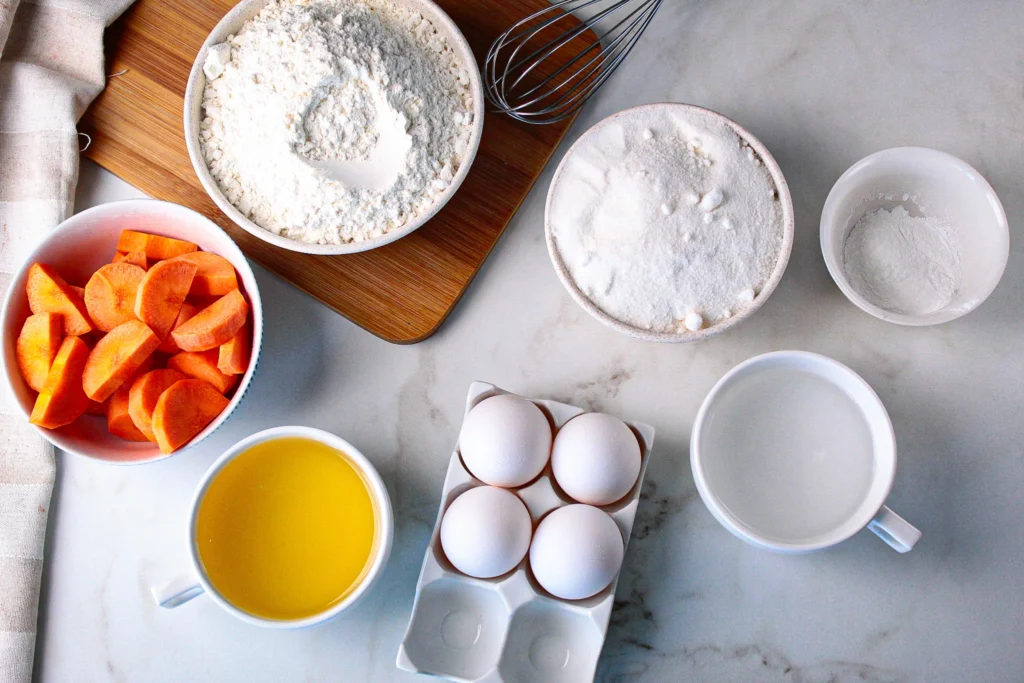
153;426;393;627
691;351;921;554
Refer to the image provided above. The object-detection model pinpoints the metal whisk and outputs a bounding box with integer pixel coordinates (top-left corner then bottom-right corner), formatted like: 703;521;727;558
485;0;664;125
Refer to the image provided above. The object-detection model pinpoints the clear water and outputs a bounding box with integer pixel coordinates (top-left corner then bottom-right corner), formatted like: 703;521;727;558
700;367;876;543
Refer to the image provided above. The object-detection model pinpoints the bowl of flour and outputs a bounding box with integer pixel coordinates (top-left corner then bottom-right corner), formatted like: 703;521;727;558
184;0;484;254
820;147;1009;325
545;103;794;342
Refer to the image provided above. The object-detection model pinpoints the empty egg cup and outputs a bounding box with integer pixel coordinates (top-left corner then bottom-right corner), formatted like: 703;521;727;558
396;382;655;683
820;147;1009;326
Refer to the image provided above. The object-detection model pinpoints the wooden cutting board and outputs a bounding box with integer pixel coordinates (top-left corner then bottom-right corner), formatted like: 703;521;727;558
82;0;587;343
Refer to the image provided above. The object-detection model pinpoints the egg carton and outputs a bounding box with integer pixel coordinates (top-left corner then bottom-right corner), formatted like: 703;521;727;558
396;382;655;683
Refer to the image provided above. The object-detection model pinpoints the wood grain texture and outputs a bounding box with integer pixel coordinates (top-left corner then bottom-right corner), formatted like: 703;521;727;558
81;0;588;343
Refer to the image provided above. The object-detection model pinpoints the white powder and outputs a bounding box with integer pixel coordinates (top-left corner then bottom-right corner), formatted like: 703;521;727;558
549;107;784;333
842;205;962;315
200;0;474;245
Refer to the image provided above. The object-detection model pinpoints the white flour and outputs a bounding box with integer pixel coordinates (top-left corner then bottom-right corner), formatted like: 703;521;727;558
842;205;962;315
200;0;474;245
549;107;784;333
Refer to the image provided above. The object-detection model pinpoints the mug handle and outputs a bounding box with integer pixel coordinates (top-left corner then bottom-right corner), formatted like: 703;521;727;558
152;574;205;608
867;505;922;553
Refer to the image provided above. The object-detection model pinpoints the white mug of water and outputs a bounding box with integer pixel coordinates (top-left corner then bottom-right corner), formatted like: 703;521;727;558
691;351;921;553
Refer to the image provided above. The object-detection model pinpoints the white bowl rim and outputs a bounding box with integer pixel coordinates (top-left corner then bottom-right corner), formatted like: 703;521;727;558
544;102;795;343
183;0;486;256
187;425;395;628
819;146;1010;326
0;198;264;466
689;350;897;553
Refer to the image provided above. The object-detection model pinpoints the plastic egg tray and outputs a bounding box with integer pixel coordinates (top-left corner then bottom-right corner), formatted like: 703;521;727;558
396;382;656;682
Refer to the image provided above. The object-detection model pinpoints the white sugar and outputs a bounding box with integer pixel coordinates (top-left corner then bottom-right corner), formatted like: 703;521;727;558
549;107;784;333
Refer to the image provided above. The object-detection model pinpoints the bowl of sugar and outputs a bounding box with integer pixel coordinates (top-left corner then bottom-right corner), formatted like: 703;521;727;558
820;147;1009;326
545;103;794;343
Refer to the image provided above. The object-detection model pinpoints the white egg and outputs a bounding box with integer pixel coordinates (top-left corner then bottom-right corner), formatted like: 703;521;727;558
440;486;533;579
551;412;641;505
529;504;624;600
459;394;552;488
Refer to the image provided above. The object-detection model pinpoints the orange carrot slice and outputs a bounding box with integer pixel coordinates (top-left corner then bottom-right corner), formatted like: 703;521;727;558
116;230;198;261
84;262;146;332
29;336;91;429
134;259;197;339
113;251;148;269
107;384;149;441
157;302;200;354
82;337;154;414
152;379;229;454
167;350;237;394
127;369;188;442
70;285;86;300
171;289;247;352
82;319;160;402
16;313;63;392
217;319;251;375
26;263;94;336
170;252;238;297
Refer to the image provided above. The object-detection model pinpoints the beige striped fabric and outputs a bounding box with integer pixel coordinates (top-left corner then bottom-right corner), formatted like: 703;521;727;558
0;1;133;681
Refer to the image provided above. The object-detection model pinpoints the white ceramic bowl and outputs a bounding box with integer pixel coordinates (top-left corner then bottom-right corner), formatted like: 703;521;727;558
164;426;394;628
545;103;795;343
820;147;1009;325
0;199;263;465
184;0;485;256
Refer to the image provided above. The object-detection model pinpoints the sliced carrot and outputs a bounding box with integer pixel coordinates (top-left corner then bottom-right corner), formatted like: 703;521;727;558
26;263;93;336
113;251;148;270
81;319;160;402
170;252;237;297
133;258;197;339
217;319;251;375
107;384;149;441
16;313;63;392
70;285;86;300
85;399;108;416
29;336;91;429
102;350;154;438
116;230;198;261
84;262;146;332
127;369;188;442
157;302;200;354
151;379;229;454
85;347;154;418
171;289;247;352
167;350;237;394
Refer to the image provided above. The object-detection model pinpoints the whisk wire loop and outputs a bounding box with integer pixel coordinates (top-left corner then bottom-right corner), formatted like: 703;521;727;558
485;0;663;124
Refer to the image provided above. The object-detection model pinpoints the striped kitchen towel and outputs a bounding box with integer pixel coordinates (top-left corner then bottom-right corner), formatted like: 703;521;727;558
0;1;133;681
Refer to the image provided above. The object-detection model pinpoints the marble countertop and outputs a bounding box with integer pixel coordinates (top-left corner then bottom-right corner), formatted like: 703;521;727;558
35;1;1023;681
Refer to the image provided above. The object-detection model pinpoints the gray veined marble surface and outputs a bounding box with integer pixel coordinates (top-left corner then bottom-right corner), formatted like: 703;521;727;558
36;1;1023;681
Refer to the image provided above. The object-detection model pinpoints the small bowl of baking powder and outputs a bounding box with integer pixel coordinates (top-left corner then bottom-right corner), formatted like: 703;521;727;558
820;147;1009;326
545;103;794;342
184;0;485;255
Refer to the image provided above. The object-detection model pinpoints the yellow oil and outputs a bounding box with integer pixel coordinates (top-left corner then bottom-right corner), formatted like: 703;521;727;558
195;437;377;621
